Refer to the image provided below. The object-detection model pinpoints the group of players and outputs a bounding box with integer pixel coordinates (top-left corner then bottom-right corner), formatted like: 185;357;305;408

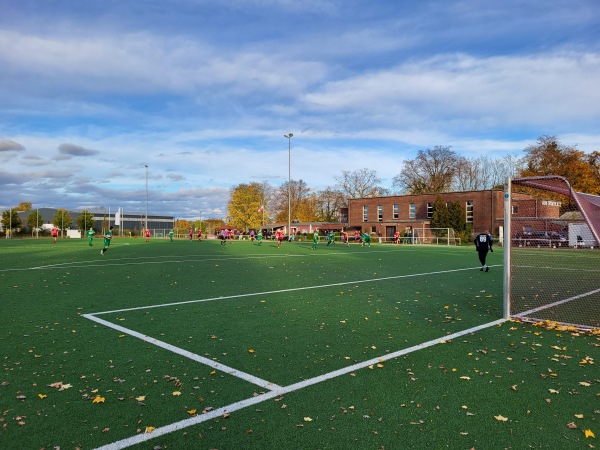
73;223;494;271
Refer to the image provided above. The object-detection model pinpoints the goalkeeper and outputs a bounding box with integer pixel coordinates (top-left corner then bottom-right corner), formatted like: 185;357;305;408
474;229;493;272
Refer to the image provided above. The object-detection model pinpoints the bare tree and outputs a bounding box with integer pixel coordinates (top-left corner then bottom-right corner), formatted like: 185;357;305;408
393;146;460;194
314;187;346;222
273;179;313;222
334;168;385;204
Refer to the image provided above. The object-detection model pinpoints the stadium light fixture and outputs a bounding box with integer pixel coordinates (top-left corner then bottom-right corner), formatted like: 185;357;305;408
284;133;293;238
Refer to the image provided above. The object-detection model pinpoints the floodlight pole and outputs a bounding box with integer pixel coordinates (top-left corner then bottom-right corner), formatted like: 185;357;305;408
145;164;149;231
284;133;293;238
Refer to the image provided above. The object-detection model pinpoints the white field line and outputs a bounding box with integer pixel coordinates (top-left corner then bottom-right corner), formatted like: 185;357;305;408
1;244;468;273
83;313;280;391
513;264;600;273
93;318;506;450
513;287;600;318
88;265;499;316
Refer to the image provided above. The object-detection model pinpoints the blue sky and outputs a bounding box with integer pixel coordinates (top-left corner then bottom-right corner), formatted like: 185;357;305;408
1;0;599;219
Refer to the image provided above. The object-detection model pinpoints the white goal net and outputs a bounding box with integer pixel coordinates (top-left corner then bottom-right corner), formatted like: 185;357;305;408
504;176;600;331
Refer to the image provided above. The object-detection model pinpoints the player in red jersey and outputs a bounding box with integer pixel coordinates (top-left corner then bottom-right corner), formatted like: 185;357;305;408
145;228;151;242
276;229;284;248
51;226;59;243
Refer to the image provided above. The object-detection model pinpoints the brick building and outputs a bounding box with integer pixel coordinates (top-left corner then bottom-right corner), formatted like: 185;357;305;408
347;189;560;242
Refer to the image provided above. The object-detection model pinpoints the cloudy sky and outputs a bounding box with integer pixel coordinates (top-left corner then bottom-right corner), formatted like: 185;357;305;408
1;0;599;219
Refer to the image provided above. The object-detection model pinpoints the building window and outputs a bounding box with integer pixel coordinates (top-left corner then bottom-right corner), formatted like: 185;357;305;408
409;203;416;219
363;206;368;222
466;200;474;223
393;204;399;219
427;202;433;219
511;205;518;215
377;205;383;221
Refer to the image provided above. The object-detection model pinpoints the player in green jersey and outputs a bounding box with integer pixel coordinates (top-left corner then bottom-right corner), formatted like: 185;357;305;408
257;230;263;246
311;229;319;250
101;226;114;255
169;229;174;242
361;232;371;247
326;230;335;246
86;226;95;246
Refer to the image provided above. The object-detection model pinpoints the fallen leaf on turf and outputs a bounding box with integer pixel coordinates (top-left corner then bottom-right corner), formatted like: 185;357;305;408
248;349;255;353
549;389;560;394
38;394;47;399
460;376;471;381
575;414;584;419
304;417;313;422
494;415;508;422
92;396;105;403
145;426;155;433
135;396;146;402
511;385;518;391
172;391;181;396
579;382;591;387
210;370;216;375
187;409;197;415
567;422;577;429
102;427;110;432
584;429;595;438
61;383;72;390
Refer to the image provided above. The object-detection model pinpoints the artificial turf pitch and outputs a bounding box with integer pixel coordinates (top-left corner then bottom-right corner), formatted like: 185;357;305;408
0;237;597;449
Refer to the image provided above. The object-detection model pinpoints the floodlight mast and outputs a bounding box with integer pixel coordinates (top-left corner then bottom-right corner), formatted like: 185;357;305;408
145;164;149;231
284;133;293;239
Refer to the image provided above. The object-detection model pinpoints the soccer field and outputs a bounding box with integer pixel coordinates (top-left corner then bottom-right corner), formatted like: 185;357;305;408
1;237;597;449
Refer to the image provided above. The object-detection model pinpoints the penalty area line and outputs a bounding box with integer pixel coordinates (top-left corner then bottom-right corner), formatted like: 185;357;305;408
83;313;281;392
89;265;495;316
93;318;506;450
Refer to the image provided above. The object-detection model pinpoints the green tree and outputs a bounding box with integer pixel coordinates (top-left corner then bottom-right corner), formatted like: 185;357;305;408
27;210;44;236
447;201;467;232
52;209;72;235
430;196;450;229
2;208;21;232
76;210;96;232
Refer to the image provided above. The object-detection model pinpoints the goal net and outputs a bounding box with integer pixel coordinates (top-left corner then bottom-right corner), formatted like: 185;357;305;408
504;176;600;331
412;227;460;245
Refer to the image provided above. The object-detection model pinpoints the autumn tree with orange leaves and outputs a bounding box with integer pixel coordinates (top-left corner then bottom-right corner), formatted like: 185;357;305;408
520;135;600;195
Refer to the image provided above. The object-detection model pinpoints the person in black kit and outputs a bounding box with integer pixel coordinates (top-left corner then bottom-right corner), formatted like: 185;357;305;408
474;229;493;272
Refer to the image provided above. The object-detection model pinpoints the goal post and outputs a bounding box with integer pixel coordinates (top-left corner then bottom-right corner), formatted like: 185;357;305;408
504;176;600;331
